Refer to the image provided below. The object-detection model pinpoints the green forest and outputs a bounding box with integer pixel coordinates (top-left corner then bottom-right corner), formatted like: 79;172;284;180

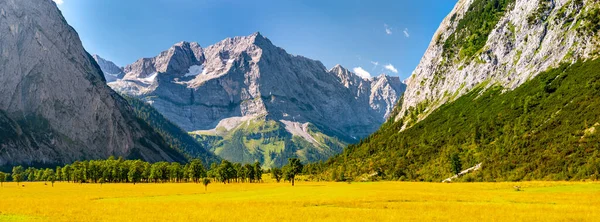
318;59;600;182
0;157;304;186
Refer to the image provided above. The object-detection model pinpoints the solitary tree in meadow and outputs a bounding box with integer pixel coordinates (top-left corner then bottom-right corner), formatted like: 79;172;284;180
202;178;211;191
284;158;303;186
12;166;24;186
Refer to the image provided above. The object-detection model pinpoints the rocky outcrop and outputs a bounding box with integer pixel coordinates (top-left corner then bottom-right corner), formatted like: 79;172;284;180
92;54;124;83
0;0;186;166
397;0;600;127
108;33;406;165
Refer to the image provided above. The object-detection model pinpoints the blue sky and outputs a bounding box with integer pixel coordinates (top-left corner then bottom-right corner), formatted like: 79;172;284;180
55;0;456;80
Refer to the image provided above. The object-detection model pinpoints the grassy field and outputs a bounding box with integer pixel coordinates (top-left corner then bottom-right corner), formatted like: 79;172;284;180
0;180;599;221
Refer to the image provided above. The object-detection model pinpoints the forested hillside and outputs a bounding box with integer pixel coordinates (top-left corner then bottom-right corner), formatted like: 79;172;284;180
125;97;221;166
321;59;600;182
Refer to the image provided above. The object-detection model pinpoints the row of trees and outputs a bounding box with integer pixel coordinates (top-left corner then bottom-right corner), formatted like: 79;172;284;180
6;157;208;186
0;157;305;186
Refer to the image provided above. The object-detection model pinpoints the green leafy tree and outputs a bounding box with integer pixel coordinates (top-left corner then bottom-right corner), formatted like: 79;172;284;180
207;162;219;182
202;178;211;191
62;165;72;183
243;164;254;183
187;159;206;183
43;169;56;187
450;153;462;175
25;167;35;182
284;158;303;186
253;161;263;183
168;162;183;183
0;172;7;187
128;160;144;185
234;163;243;183
217;160;235;184
56;166;62;182
12;166;24;186
271;168;283;183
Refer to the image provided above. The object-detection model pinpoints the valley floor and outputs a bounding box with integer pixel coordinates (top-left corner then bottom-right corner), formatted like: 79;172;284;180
0;180;598;221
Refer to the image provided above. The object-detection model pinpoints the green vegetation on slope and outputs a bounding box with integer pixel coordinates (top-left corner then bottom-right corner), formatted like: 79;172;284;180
444;0;515;60
191;119;346;168
319;59;600;182
124;97;221;166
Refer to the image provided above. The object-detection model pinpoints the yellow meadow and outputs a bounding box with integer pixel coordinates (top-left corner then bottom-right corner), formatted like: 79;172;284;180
0;180;598;221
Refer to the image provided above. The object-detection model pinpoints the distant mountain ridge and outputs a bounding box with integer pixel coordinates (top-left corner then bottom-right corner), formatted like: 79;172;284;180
99;33;406;167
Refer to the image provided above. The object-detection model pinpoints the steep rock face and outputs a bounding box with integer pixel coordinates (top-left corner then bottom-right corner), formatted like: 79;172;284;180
92;54;124;83
108;33;406;166
397;0;600;127
0;0;186;166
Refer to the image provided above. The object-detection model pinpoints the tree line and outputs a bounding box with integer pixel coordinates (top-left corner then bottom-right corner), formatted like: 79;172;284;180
0;157;304;186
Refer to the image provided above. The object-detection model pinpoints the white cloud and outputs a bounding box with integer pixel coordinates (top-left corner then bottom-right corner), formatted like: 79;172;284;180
53;0;64;4
403;28;410;38
384;64;399;73
384;24;392;35
370;61;379;69
353;67;372;79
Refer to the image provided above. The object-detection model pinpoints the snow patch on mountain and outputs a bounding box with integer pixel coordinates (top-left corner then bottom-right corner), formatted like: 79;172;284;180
280;120;321;146
184;65;205;77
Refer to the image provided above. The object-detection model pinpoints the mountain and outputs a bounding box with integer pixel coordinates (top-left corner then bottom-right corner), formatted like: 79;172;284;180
319;0;600;181
107;33;405;167
0;0;187;167
92;54;125;83
397;0;600;128
124;96;221;166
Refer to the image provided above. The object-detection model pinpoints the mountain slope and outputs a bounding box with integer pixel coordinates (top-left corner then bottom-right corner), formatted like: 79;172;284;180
320;0;600;181
397;0;600;127
107;33;405;167
92;54;125;83
124;96;221;166
0;0;186;167
325;59;600;182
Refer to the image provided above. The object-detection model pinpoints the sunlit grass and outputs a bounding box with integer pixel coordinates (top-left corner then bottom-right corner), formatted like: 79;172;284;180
0;180;598;221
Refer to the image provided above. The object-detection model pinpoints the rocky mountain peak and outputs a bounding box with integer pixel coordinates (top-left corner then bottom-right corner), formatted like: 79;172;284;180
92;54;125;83
0;0;186;166
396;0;600;127
329;64;361;88
108;32;407;166
122;40;205;81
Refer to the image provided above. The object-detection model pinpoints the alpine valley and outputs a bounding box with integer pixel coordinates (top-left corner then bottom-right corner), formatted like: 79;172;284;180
94;35;406;168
